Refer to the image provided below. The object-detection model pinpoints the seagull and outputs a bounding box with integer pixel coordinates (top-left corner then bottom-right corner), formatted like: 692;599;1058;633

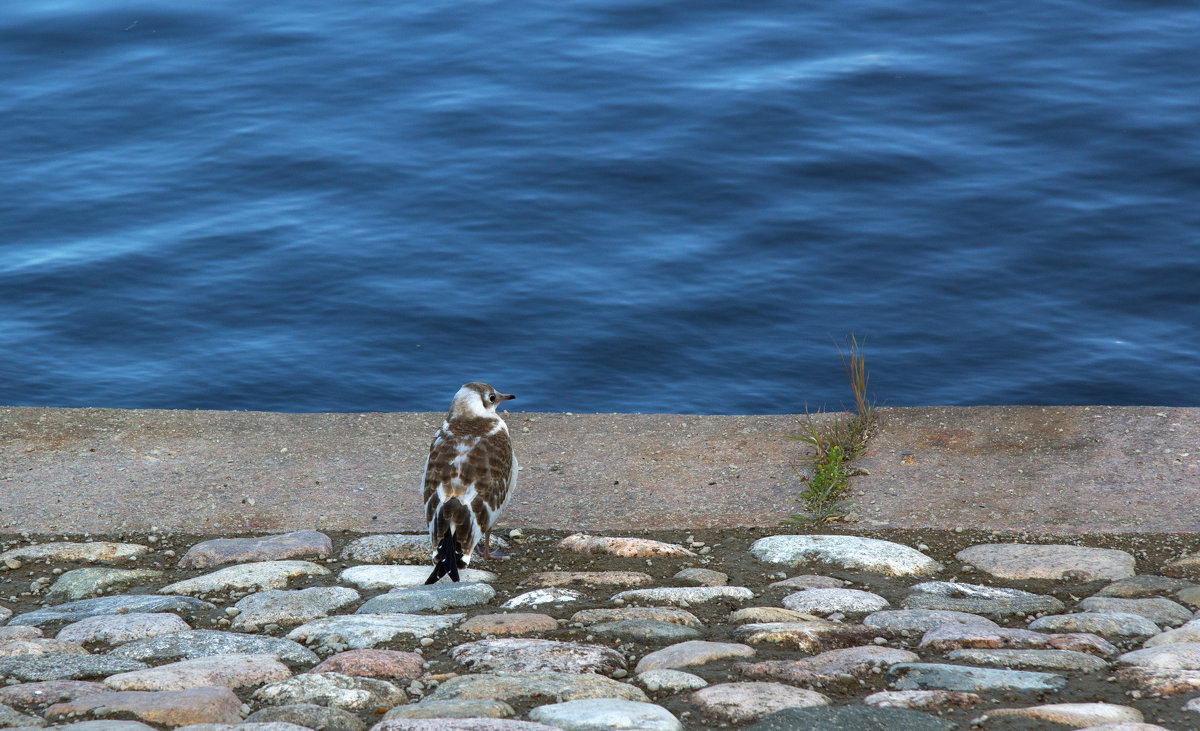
423;382;518;584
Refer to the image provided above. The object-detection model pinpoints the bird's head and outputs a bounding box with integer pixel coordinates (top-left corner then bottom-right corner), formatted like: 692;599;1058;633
450;382;515;419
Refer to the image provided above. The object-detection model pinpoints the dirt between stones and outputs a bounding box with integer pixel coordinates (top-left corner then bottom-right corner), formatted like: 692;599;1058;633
2;527;1199;730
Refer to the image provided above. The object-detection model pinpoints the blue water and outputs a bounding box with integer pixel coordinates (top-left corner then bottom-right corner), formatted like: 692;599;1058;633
3;1;1199;414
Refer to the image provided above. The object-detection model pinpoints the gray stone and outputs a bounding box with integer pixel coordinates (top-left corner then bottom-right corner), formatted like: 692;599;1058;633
751;535;941;577
339;534;430;564
589;620;702;643
0;655;147;681
570;607;703;628
179;531;332;569
232;587;360;631
728;607;821;625
46;569;164;602
286;614;462;650
0;543;148;564
56;613;191;647
0;704;44;728
767;575;847;591
1116;666;1200;696
424;672;649;704
746;706;955;731
783;588;888;615
369;721;558;731
610;586;753;606
12;723;154;731
690;682;829;724
246;704;366;731
673;568;727;586
981;702;1143;727
956;543;1135;581
501;588;584;608
1077;597;1193;627
528;699;681;731
383;700;513;720
526;571;652;588
886;662;1067;692
358;583;495;614
736;646;919;685
732;621;883;653
449;638;625;675
253;672;404;711
1144;618;1200;647
918;624;1117;656
175;725;312;731
634;640;755;674
1117;643;1200;670
945;648;1109;672
1095;575;1197;599
863;610;998;634
861;690;983;712
160;561;330;596
1028;612;1161;639
1178;586;1200;608
558;534;695;558
44;687;244;727
6;595;214;626
102;653;292;691
107;630;318;666
637;669;708;693
0;629;37;642
0;607;10;625
341;565;495;591
902;591;1064;617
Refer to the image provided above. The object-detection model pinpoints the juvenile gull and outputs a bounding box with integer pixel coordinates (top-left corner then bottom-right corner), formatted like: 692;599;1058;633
423;382;518;584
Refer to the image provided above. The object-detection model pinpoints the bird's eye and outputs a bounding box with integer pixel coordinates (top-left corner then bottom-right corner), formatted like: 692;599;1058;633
488;393;496;402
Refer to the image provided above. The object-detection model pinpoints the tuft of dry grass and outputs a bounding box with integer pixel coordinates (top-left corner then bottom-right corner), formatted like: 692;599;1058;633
790;335;877;525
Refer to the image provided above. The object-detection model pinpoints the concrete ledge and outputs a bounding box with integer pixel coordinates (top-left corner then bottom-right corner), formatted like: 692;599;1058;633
1;405;1197;536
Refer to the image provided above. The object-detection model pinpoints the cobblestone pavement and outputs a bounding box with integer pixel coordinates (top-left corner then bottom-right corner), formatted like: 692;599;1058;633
1;528;1199;730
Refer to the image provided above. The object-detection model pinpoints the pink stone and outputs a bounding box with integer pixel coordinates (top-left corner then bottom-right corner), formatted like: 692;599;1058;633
459;613;559;636
310;648;425;680
690;682;829;723
558;534;695;558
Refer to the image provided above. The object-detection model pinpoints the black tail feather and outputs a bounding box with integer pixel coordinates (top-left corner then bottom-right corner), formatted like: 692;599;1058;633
426;530;464;584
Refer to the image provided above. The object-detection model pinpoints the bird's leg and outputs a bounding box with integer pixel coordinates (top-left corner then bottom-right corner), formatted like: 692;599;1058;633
478;528;508;559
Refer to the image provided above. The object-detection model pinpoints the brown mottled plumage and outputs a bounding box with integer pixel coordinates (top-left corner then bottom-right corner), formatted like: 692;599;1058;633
423;382;518;583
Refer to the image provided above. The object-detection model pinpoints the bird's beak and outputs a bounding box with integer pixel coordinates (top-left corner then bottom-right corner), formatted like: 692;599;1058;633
498;393;515;402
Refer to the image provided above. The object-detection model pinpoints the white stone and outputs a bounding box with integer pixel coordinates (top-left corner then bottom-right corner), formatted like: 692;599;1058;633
159;562;329;596
782;588;889;615
253;671;405;711
502;588;584;608
102;653;291;691
1144;618;1200;647
610;586;754;606
340;565;495;591
978;702;1143;727
528;698;681;731
908;581;1038;599
0;542;149;564
750;535;941;577
286;614;463;650
1117;643;1200;670
637;669;709;693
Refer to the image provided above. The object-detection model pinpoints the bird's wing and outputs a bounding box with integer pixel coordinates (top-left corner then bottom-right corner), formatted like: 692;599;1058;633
473;428;514;533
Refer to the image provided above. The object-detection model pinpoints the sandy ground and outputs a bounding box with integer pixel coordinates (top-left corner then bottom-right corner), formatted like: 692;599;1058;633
1;405;1198;536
